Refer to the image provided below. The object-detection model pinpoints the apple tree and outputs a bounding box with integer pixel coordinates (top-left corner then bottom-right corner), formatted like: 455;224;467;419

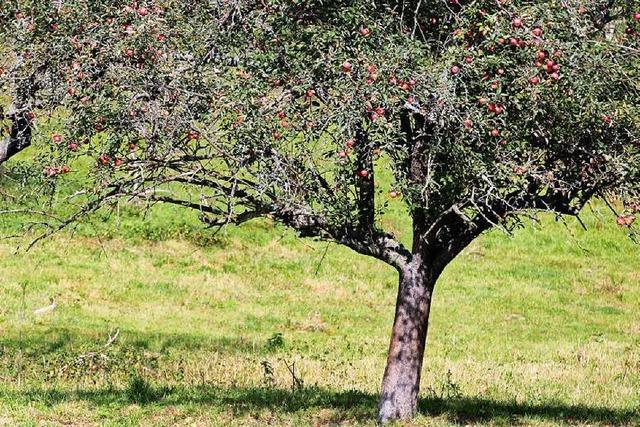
1;0;639;423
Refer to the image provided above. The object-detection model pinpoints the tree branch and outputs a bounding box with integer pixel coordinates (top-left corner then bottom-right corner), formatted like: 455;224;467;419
355;125;375;232
0;105;33;164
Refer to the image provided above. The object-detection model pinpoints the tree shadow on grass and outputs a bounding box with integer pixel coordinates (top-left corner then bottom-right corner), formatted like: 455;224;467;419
1;329;266;357
417;397;639;426
8;383;639;425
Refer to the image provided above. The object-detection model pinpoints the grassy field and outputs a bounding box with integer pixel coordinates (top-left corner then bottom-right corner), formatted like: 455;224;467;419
0;199;639;426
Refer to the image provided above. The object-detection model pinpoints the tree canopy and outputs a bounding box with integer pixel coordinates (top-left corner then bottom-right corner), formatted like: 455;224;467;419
1;1;638;254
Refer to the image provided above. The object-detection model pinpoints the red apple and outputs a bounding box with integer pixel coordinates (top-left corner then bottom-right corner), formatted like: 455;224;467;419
490;129;500;137
358;170;369;178
341;61;353;73
634;12;640;21
338;150;347;158
512;17;523;28
616;215;635;226
532;27;542;37
529;75;541;85
52;134;63;143
359;27;371;36
67;142;78;151
98;154;111;166
451;65;461;75
545;60;555;73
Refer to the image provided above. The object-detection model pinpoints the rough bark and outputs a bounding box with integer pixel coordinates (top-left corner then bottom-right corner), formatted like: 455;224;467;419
0;105;32;165
377;262;438;424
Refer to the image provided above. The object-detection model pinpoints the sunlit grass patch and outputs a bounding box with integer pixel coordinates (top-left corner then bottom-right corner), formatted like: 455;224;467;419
0;200;638;426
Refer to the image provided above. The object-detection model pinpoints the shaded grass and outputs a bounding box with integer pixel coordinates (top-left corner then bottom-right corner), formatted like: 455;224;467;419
1;384;638;426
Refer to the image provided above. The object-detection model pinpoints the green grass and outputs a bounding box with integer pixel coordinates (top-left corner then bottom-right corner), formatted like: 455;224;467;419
0;199;639;426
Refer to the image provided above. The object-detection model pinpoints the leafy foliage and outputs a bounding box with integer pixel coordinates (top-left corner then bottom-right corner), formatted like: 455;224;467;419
0;1;638;261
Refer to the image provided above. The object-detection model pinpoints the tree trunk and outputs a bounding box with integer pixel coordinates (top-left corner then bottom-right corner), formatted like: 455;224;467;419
0;106;32;165
377;265;436;424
